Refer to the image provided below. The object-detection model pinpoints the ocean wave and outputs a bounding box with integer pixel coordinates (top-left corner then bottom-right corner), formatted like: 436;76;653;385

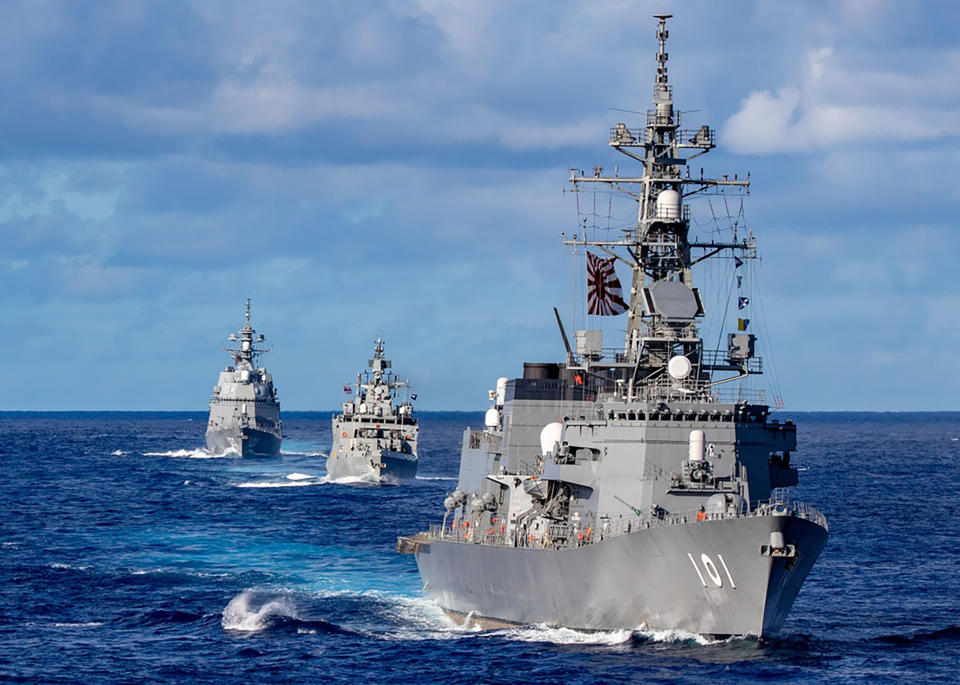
281;450;327;457
415;476;458;482
51;621;104;628
126;608;209;627
48;562;91;571
143;448;237;459
872;625;960;646
128;567;231;580
286;472;315;481
221;590;351;635
110;450;127;456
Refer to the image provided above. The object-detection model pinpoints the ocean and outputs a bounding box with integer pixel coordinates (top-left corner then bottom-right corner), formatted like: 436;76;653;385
0;411;957;683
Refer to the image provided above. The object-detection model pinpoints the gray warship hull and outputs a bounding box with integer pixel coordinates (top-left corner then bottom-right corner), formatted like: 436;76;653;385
414;513;827;637
205;426;281;458
326;449;417;482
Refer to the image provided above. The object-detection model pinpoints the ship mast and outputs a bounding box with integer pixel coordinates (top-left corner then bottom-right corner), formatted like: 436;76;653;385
224;297;267;368
567;14;759;402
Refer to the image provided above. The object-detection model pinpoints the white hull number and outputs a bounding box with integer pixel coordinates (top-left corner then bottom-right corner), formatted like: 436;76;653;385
687;552;736;589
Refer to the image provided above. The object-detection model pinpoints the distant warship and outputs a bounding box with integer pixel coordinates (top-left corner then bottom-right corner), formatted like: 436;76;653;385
326;337;418;482
206;299;282;457
399;15;828;638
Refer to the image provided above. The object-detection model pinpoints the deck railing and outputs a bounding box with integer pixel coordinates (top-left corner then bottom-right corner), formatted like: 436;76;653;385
429;496;827;551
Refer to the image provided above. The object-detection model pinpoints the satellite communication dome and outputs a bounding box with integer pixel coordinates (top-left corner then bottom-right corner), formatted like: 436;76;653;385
655;189;681;219
668;355;692;380
539;421;563;456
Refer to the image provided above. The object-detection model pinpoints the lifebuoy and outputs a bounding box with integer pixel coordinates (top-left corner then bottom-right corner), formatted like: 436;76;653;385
341;431;348;437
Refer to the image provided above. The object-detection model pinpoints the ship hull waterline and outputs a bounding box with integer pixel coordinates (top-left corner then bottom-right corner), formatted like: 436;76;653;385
205;427;281;458
326;450;418;482
412;514;827;638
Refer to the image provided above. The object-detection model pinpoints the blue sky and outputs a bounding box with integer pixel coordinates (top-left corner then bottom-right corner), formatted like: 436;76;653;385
2;0;958;411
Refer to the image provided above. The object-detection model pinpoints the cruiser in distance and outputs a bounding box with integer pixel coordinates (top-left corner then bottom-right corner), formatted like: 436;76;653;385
205;299;282;458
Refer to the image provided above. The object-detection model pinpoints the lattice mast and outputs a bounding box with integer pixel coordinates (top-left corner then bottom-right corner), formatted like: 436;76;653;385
567;14;758;400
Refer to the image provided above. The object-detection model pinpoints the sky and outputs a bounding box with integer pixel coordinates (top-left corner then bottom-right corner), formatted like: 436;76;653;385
1;0;958;411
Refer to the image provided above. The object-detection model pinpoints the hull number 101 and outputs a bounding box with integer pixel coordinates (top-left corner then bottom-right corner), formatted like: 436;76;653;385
687;552;737;589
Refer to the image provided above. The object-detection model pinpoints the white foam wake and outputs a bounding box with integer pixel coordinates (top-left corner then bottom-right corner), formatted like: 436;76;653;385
221;591;299;633
415;476;458;482
636;627;725;645
325;473;380;486
495;624;634;645
143;448;237;459
233;473;328;488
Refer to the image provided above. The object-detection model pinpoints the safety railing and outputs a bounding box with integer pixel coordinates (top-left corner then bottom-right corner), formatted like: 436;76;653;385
429;495;827;550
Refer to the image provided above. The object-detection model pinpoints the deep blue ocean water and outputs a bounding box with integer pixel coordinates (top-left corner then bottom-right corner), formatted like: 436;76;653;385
1;411;958;683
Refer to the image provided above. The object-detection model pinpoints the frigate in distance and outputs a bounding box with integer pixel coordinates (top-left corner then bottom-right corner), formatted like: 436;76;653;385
398;15;828;638
205;299;282;457
326;337;418;482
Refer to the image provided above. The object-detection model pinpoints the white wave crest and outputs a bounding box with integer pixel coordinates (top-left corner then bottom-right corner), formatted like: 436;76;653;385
286;473;314;481
143;448;236;459
415;476;458;482
281;450;327;457
221;591;300;633
52;621;103;628
49;562;91;571
110;450;127;456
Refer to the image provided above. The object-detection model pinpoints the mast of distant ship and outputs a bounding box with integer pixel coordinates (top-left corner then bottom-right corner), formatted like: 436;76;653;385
225;297;266;367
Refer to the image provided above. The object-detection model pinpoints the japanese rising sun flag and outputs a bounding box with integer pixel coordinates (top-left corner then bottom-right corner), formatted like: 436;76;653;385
586;252;628;316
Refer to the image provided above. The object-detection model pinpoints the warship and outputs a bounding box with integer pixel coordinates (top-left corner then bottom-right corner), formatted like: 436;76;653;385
398;15;828;638
326;337;418;481
205;299;282;457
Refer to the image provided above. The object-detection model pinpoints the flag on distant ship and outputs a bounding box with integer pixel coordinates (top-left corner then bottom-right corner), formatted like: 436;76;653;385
411;393;418;400
586;252;628;316
343;385;351;394
736;275;742;289
734;257;743;268
738;296;750;310
737;318;750;331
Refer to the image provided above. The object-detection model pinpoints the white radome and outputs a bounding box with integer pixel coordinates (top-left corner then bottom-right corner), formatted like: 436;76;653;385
667;354;692;379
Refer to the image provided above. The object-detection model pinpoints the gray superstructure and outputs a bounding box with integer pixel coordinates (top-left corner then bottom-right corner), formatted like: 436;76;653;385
398;15;828;638
326;337;418;482
205;299;282;457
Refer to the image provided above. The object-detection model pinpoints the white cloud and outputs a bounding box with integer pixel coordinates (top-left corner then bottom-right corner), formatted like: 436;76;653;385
723;45;960;153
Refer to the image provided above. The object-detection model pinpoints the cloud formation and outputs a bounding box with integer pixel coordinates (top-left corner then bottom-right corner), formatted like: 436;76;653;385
1;0;958;411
